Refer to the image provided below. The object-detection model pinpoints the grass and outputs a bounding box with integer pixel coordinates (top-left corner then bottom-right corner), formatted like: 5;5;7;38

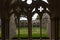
0;27;48;38
14;27;48;38
0;27;60;39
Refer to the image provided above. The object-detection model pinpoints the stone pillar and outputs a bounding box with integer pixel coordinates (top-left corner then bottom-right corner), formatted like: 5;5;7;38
27;13;32;40
50;18;55;40
17;16;21;40
59;19;60;39
50;17;59;40
54;18;59;40
1;16;9;40
9;14;16;40
39;14;43;40
46;18;51;38
40;18;42;40
1;11;10;40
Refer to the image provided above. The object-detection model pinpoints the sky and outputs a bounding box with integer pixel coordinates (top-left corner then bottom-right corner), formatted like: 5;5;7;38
20;13;38;20
20;0;48;20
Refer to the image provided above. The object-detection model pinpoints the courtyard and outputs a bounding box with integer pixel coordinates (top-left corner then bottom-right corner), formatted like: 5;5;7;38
0;27;48;38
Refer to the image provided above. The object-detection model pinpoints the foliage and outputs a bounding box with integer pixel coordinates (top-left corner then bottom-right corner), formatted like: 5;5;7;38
36;15;40;20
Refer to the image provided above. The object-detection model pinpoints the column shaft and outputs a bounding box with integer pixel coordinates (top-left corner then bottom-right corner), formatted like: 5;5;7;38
1;17;9;40
51;18;59;40
28;16;32;40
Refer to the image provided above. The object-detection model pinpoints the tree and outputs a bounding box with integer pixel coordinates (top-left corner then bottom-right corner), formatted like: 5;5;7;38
36;15;40;20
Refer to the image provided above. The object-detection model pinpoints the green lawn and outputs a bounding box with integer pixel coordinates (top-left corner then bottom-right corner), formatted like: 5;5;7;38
0;27;48;38
14;27;48;38
0;27;60;38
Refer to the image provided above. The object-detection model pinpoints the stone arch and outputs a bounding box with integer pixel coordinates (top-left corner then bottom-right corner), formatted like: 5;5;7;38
19;14;28;39
32;13;44;39
42;13;51;38
32;13;40;27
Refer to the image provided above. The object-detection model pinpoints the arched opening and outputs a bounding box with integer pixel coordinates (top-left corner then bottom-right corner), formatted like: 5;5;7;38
20;16;28;38
31;13;51;39
11;14;28;39
42;13;51;39
0;0;60;40
32;13;40;38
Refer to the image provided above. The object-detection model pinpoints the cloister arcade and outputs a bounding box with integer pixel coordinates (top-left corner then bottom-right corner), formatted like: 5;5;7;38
0;0;60;40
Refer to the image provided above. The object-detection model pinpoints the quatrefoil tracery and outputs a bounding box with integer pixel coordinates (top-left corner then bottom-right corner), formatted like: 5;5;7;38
12;0;49;16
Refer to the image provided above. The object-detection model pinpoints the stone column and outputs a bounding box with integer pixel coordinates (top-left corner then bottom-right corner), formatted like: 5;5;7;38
1;18;10;40
46;18;51;38
59;19;60;39
54;18;59;40
50;17;59;40
39;14;43;40
17;16;21;40
9;14;16;40
27;13;32;40
50;18;55;40
1;11;10;40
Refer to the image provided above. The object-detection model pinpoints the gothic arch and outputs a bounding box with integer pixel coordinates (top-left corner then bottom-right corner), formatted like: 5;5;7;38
0;0;60;40
42;13;51;38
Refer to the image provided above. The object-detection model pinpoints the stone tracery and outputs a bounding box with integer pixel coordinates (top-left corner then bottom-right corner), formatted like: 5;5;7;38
0;0;60;40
